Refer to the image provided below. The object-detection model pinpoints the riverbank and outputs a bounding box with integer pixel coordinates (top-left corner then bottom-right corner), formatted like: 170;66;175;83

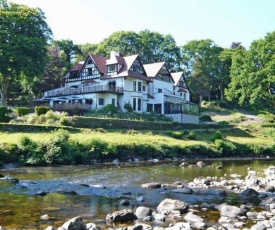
1;159;275;229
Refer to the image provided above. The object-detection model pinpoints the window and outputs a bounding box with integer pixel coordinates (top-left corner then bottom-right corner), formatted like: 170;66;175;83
133;97;142;112
143;85;146;91
158;88;162;93
112;98;115;105
133;81;136;91
107;64;118;76
137;98;141;111
99;98;104;106
133;98;136;110
138;82;142;92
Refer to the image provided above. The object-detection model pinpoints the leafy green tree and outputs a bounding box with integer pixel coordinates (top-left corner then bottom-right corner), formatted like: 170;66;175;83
0;0;52;105
93;30;181;69
76;43;98;61
53;39;82;70
181;39;228;103
225;31;275;107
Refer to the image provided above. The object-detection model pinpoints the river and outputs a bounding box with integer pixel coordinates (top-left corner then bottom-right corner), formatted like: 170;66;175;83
0;159;274;229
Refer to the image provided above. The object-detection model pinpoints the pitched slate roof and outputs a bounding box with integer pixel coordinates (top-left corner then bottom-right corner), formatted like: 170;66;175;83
89;53;107;74
171;72;183;86
143;62;165;78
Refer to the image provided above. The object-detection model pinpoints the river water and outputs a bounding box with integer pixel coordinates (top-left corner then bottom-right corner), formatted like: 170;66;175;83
0;159;274;229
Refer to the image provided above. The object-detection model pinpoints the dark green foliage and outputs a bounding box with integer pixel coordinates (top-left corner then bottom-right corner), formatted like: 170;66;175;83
210;130;223;141
44;130;71;164
0;143;18;163
35;106;50;116
86;139;109;161
200;114;212;122
124;102;133;112
15;107;30;116
215;139;237;156
102;104;118;116
187;132;196;140
171;131;183;139
0;106;11;122
17;136;45;165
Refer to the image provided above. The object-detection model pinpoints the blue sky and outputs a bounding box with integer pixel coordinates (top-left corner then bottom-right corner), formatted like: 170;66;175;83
10;0;275;48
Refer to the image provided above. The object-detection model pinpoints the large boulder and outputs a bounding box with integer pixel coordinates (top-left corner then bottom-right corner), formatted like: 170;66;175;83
157;199;189;213
135;206;152;219
106;209;136;222
61;216;86;230
218;204;242;218
184;212;205;229
239;188;260;204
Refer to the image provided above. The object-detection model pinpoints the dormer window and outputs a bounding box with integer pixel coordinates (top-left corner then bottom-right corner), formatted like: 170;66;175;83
107;64;118;76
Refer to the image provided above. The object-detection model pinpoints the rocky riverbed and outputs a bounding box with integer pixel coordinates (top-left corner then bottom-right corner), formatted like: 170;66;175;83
1;161;275;230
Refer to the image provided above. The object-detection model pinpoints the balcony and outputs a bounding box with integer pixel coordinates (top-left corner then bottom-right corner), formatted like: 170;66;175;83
44;85;124;97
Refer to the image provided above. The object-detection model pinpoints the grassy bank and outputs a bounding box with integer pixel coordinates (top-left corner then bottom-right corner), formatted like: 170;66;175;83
0;109;275;166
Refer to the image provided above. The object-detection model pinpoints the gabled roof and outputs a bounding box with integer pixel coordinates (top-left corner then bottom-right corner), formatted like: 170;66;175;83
171;72;183;86
171;71;190;91
89;53;107;74
143;62;165;78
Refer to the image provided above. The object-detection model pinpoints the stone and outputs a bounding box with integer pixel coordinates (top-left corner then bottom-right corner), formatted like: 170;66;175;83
153;213;165;222
239;188;259;200
45;227;55;230
166;222;192;230
135;206;152;219
61;216;86;230
36;191;48;196
41;214;50;220
179;162;189;167
106;209;136;222
196;161;205;168
86;223;98;230
219;204;242;218
56;189;78;195
157;199;189;213
141;182;161;189
184;212;205;229
119;199;130;206
172;187;193;194
250;222;266;230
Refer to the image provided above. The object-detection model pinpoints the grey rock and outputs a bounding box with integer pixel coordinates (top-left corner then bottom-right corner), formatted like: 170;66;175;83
86;223;98;230
157;199;189;213
61;216;86;230
106;209;136;222
136;206;152;219
119;199;130;206
250;222;266;230
141;182;161;189
184;212;205;229
219;204;242;218
172;187;193;194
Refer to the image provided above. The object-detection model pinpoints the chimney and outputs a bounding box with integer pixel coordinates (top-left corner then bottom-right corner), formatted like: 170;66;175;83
110;51;120;59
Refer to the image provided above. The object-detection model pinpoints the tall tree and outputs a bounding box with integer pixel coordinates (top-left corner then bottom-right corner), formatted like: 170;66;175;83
53;39;81;71
0;0;52;105
76;43;98;61
92;30;181;69
225;31;275;107
181;39;227;103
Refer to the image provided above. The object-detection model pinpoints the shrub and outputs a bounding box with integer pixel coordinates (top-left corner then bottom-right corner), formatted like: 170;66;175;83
200;114;212;122
17;136;45;165
0;143;18;163
187;132;196;140
171;131;183;139
44;129;71;164
35;106;50;116
210;130;223;141
215;139;237;156
0;106;11;122
86;138;109;161
15;107;30;117
124;102;133;112
102;104;118;116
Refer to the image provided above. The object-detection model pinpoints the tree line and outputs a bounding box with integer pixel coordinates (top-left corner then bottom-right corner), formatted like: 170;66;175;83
0;0;274;109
